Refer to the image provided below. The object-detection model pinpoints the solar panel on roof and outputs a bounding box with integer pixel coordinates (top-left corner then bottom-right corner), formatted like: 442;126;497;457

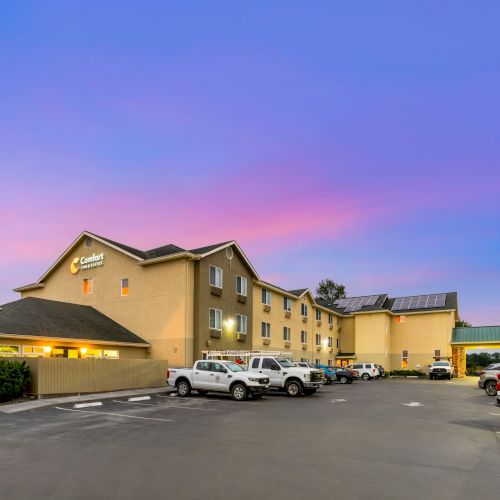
391;293;447;311
337;295;380;312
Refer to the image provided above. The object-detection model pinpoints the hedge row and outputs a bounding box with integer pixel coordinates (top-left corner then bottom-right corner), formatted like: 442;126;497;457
389;370;426;377
0;360;31;402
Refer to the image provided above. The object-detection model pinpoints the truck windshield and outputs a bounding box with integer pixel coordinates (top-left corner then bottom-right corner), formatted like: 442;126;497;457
276;358;295;368
225;363;246;372
433;362;449;366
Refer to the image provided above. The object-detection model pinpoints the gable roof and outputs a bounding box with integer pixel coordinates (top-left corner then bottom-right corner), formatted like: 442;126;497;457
14;231;260;291
0;298;149;346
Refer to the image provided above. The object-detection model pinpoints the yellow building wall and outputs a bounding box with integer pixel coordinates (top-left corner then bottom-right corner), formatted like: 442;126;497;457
339;316;355;354
354;312;390;367
252;284;340;365
21;237;193;366
390;311;455;371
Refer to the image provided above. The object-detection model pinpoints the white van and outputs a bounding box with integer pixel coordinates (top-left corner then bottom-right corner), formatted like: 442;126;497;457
346;363;380;380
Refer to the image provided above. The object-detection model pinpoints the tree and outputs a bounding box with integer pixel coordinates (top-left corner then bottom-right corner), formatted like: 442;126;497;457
316;278;347;302
455;318;472;328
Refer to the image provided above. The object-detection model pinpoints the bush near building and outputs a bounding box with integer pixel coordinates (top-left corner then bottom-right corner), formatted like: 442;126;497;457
0;360;30;402
389;370;426;377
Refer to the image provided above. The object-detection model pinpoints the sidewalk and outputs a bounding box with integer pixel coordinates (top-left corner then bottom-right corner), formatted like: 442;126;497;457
0;386;175;414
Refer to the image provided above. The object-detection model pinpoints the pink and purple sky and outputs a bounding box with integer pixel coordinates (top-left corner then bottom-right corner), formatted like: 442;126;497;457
1;2;499;324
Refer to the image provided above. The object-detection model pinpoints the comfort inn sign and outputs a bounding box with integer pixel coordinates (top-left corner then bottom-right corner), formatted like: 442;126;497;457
70;253;105;274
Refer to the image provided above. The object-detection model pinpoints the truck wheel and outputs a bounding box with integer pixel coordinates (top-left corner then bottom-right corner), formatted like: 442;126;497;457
197;390;209;396
339;376;348;384
485;380;497;397
285;380;302;397
176;380;191;397
448;374;452;380
231;383;248;401
362;373;370;381
429;374;434;380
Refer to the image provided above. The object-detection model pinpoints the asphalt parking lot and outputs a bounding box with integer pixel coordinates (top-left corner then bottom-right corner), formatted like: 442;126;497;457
1;378;499;500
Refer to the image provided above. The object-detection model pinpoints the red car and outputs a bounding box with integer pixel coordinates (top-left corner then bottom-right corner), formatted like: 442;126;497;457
496;374;500;406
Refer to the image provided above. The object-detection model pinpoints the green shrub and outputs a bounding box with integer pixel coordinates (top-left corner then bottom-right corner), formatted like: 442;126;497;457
0;360;31;402
389;369;426;377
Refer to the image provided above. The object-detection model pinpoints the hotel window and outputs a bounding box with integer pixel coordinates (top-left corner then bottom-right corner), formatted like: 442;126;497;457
315;334;321;346
103;350;119;359
300;357;308;362
22;346;47;357
262;289;271;306
283;326;291;341
402;350;409;369
83;348;102;358
301;331;308;343
209;308;222;330
328;336;333;348
328;359;333;367
209;266;223;288
396;315;407;323
261;322;271;339
315;358;320;365
121;278;129;296
236;276;247;296
336;338;340;349
328;314;334;325
316;309;322;321
434;349;441;360
301;303;308;317
0;345;20;357
83;278;93;295
283;297;292;312
236;314;247;334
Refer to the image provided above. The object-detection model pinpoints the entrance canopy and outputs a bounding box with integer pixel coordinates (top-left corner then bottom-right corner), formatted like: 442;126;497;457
451;326;500;377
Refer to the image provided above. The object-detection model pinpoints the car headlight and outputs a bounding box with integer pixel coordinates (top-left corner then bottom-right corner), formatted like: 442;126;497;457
248;377;258;382
304;373;310;381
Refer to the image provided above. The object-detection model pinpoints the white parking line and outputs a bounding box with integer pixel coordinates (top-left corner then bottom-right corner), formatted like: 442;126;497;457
489;413;500;416
156;395;264;405
331;399;347;403
402;402;425;407
55;407;174;422
112;400;222;411
128;396;151;402
74;402;102;409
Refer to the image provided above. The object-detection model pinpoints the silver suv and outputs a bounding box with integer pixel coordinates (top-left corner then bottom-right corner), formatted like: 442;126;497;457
478;364;500;396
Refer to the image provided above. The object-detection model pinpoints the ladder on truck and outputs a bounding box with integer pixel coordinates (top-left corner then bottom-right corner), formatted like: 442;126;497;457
201;350;293;364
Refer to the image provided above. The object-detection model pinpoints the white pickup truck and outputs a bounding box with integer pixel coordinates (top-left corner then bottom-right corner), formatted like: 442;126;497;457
429;361;455;380
167;360;270;401
248;355;323;396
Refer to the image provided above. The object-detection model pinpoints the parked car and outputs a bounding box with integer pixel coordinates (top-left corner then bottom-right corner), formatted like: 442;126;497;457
429;361;455;380
496;375;500;405
346;363;380;380
294;362;328;383
478;363;500;396
249;355;323;396
375;365;385;378
167;360;270;401
311;364;336;384
329;366;357;384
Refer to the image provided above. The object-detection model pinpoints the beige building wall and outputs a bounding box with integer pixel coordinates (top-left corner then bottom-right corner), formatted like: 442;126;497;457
338;316;355;355
193;248;253;359
389;311;455;371
354;312;391;367
252;284;340;365
21;237;193;366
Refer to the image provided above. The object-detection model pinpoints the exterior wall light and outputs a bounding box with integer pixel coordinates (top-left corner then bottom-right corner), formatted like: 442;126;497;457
80;348;88;355
43;346;52;354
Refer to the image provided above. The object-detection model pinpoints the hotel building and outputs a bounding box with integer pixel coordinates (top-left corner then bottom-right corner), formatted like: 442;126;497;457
0;231;460;372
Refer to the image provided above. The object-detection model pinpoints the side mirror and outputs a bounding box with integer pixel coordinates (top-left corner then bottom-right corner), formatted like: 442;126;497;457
271;365;281;371
221;368;228;374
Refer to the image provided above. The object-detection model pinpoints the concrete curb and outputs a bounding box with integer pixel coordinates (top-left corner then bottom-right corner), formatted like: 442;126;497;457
0;386;175;414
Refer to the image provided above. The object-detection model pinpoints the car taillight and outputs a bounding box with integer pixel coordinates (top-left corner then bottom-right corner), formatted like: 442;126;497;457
497;374;500;381
479;371;485;375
